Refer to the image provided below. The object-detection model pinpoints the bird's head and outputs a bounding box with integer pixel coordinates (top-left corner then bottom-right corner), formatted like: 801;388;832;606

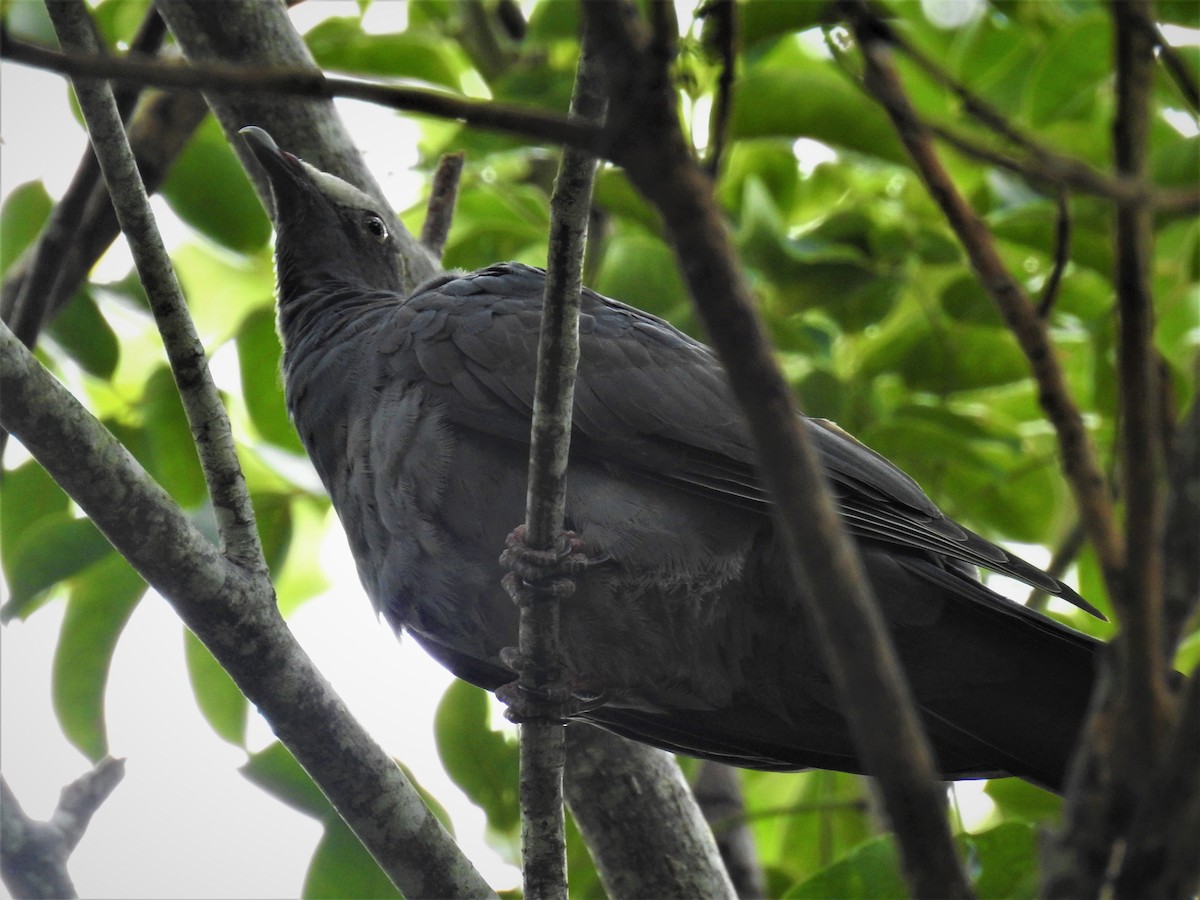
239;126;404;301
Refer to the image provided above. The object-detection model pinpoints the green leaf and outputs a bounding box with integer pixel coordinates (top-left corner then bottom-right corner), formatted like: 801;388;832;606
1023;13;1112;126
731;66;906;165
236;308;304;453
0;180;53;276
303;818;401;899
963;822;1039;899
305;17;466;90
252;491;294;578
241;741;331;820
52;553;146;760
784;834;908;899
45;287;120;379
734;0;830;50
92;0;153;49
2;514;113;619
184;628;248;746
593;232;692;325
1;460;69;602
434;679;519;834
138;367;207;508
984;777;1063;825
161;117;271;254
941;275;1003;326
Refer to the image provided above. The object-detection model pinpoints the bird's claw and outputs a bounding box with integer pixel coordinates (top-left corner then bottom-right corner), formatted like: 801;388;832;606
500;525;595;606
495;659;608;724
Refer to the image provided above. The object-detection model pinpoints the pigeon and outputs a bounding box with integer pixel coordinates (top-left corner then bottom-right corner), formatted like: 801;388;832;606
241;126;1101;792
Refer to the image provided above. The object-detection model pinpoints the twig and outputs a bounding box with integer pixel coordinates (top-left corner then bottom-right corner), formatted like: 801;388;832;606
840;0;1125;597
420;152;465;260
0;30;603;156
515;27;607;900
0;758;125;899
47;0;265;569
700;0;737;177
1037;189;1072;318
584;3;973;898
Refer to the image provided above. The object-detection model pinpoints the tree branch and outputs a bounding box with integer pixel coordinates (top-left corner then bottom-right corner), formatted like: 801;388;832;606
512;28;607;900
584;3;972;898
564;726;737;899
840;0;1125;598
0;320;496;898
420;152;465;260
694;762;765;899
0;758;125;899
0;28;603;188
47;0;264;569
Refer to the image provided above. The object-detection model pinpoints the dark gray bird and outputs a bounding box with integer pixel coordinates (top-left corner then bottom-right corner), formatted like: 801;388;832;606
242;127;1102;792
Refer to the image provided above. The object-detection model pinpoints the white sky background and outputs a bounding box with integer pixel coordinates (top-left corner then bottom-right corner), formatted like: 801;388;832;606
0;2;521;897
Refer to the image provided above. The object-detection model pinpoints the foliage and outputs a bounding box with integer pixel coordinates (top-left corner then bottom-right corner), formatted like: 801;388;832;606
2;0;1196;895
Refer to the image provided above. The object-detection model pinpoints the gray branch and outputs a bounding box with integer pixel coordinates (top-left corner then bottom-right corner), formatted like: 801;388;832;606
0;758;125;899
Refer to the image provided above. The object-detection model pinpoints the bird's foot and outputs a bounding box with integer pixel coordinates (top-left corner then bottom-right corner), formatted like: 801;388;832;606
499;525;594;600
496;649;607;723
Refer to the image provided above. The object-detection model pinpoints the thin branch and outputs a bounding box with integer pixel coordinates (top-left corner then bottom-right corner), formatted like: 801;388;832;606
3;4;164;349
515;30;607;900
0;321;497;899
1038;189;1072;318
840;0;1125;598
700;0;737;178
47;0;264;569
0;30;603;156
584;4;972;898
419;152;465;260
0;758;125;899
0;89;210;334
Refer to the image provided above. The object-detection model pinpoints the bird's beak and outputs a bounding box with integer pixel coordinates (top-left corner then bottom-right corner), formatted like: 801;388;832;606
239;126;311;220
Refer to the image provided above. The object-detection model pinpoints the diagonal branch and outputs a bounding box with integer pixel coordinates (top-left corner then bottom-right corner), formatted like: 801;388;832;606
47;0;264;568
584;3;972;898
839;0;1125;598
0;320;497;899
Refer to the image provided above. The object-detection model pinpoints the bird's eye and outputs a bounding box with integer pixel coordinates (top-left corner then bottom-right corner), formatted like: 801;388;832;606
364;215;388;243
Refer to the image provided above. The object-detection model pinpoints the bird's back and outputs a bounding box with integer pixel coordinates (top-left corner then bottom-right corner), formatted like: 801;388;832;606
279;263;1100;792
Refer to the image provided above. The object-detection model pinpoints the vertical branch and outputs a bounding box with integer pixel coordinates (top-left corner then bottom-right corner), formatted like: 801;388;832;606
516;29;607;900
584;4;972;898
46;0;265;571
1112;0;1168;705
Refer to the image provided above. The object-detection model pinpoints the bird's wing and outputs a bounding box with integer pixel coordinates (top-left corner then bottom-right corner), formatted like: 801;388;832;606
378;263;1098;615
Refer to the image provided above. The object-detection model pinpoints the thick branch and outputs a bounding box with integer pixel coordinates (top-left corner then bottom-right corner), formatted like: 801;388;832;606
584;4;971;898
564;726;737;899
0;321;496;899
